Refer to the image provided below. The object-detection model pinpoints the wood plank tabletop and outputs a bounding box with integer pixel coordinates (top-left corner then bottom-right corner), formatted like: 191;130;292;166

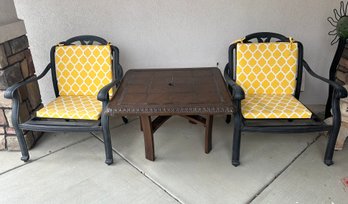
106;67;233;115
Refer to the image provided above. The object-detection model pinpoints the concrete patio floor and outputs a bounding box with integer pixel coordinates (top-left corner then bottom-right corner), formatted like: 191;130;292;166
0;115;347;203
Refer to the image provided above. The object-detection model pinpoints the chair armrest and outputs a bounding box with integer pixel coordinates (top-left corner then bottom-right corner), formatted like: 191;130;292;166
224;66;245;101
97;79;121;102
4;63;51;99
303;60;347;98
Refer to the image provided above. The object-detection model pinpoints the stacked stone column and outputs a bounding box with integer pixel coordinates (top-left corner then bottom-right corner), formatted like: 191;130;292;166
0;35;42;150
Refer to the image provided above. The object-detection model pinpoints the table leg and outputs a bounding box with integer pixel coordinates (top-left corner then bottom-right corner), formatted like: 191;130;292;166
140;115;155;161
205;115;213;153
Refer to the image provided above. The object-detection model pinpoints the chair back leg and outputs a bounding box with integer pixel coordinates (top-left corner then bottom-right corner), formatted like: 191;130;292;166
232;113;242;167
121;116;128;124
225;115;232;124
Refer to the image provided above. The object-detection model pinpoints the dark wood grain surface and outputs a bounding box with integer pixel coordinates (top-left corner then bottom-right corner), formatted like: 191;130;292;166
106;67;233;115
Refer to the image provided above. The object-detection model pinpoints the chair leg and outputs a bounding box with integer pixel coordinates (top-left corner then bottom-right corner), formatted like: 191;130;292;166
232;114;242;167
14;126;30;162
226;115;231;124
324;96;341;166
324;125;341;166
122;116;128;124
11;97;29;162
101;114;113;165
324;129;339;166
139;116;143;131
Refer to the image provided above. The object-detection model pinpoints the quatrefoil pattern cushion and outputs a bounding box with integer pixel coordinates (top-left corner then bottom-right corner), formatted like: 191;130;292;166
242;94;312;119
36;95;102;120
236;42;298;95
55;45;113;96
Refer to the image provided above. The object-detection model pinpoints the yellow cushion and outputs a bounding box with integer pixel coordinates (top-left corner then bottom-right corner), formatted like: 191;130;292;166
236;42;298;95
36;95;102;120
55;45;113;96
242;94;312;119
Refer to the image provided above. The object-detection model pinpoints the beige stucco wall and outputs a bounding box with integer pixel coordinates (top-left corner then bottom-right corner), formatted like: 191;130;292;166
0;0;18;26
0;0;26;44
14;0;342;104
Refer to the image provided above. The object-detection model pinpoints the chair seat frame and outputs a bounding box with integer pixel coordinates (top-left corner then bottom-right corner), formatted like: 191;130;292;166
5;35;127;165
225;32;348;167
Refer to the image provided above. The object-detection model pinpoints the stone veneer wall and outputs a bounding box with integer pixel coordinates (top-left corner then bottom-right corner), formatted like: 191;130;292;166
0;35;43;151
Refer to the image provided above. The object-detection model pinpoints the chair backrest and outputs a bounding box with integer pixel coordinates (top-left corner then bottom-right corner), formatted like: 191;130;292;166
229;32;303;97
55;45;112;96
50;35;121;97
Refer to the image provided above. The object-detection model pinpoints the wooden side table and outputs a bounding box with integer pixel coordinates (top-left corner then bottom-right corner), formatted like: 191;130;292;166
106;67;233;161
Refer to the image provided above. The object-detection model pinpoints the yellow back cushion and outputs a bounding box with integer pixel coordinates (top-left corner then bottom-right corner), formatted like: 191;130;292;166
55;45;113;96
236;42;298;95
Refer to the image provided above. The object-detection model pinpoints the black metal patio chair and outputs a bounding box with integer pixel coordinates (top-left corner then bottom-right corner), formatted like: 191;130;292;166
224;32;347;167
5;35;128;165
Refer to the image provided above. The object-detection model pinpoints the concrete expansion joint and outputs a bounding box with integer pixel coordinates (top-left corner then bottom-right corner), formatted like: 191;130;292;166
0;135;94;176
90;118;183;204
248;133;323;203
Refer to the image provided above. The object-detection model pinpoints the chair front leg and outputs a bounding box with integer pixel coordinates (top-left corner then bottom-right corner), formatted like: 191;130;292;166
324;92;342;166
101;109;113;165
232;100;242;167
11;93;29;161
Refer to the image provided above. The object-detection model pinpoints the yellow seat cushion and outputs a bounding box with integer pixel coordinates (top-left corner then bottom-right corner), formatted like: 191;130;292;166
236;42;298;95
36;95;102;120
242;94;312;119
55;45;114;96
